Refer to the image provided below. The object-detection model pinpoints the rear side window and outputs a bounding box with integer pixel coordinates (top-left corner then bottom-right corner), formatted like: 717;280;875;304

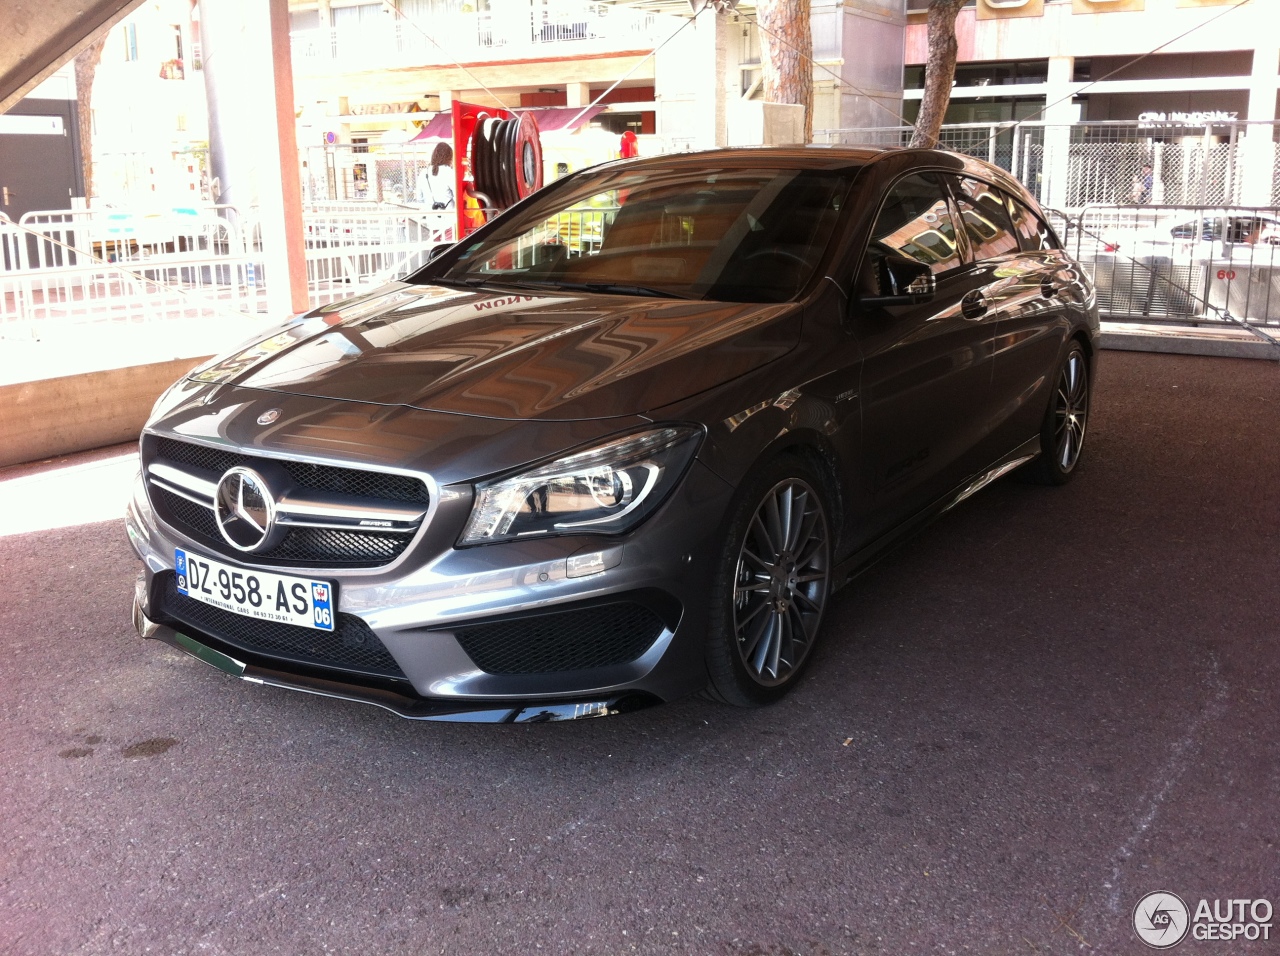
868;172;962;275
1005;194;1060;252
950;176;1020;261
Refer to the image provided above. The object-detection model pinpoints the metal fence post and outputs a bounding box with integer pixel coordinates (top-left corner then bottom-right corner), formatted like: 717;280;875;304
1225;121;1239;204
1200;124;1212;206
1010;125;1022;185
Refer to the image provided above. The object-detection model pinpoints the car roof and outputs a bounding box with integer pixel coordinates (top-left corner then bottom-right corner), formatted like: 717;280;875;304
606;146;1037;203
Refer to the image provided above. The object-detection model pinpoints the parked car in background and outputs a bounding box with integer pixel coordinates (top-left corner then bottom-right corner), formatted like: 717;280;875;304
127;147;1099;722
1095;210;1280;261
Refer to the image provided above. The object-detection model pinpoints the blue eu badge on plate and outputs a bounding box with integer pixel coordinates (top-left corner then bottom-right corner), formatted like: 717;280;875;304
311;582;334;630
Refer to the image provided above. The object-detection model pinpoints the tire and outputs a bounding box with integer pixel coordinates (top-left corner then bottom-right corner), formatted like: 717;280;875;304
704;455;833;707
1024;340;1090;486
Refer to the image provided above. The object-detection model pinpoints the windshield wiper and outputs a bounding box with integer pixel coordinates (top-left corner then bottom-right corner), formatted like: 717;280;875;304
485;278;694;300
421;275;492;289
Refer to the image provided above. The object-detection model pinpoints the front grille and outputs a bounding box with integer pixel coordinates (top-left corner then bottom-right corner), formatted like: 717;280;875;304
155;572;407;679
150;486;409;568
156;438;429;503
453;602;666;675
146;437;427;569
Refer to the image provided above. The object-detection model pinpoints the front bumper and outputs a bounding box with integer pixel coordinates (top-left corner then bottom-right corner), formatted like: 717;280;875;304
127;458;733;717
132;595;660;722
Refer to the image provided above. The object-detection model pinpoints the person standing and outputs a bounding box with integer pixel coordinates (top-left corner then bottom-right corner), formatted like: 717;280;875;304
416;142;455;209
1131;163;1154;204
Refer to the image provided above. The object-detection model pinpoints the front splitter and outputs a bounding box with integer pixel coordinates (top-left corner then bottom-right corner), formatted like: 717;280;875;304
133;602;660;723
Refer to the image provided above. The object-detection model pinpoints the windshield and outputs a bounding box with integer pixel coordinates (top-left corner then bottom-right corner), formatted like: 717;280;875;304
417;165;855;303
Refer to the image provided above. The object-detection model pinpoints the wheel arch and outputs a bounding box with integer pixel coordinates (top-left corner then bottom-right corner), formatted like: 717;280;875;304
729;427;848;556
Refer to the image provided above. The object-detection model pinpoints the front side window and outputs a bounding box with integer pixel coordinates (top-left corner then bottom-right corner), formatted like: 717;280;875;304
422;166;854;303
951;177;1020;260
867;173;962;275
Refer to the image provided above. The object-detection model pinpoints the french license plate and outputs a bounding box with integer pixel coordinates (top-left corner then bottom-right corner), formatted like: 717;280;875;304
175;549;335;632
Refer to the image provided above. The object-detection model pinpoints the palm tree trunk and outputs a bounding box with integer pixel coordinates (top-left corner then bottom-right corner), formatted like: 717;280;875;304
756;0;814;143
910;0;965;149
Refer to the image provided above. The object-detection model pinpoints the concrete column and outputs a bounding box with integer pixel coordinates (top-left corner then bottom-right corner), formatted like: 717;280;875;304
200;0;309;316
566;82;590;108
1240;28;1278;206
656;12;728;151
1041;55;1076;210
828;0;905;134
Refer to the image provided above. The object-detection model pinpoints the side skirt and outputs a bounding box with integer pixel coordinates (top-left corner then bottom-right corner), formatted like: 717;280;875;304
831;435;1042;592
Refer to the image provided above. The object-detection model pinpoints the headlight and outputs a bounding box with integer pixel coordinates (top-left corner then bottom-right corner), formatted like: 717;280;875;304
459;426;702;546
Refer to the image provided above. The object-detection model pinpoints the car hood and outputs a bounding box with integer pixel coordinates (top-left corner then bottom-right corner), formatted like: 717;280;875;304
192;282;799;421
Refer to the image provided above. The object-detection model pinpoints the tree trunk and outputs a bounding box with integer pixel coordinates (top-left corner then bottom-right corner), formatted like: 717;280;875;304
910;0;965;149
756;0;813;143
74;36;108;202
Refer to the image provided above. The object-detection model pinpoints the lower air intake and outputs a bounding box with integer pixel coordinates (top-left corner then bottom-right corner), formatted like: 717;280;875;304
452;602;666;675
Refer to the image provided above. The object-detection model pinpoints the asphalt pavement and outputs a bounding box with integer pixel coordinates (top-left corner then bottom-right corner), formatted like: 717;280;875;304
1;349;1277;956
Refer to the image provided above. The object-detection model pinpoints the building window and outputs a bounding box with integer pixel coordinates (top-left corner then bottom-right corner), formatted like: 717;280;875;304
290;9;321;32
906;60;1048;90
332;4;386;28
172;25;183;62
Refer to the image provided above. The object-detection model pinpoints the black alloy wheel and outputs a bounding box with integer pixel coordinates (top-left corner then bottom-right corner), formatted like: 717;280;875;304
706;456;832;706
1026;341;1090;485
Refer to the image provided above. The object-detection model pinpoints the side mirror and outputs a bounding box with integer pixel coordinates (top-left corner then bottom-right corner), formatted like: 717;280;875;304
858;254;937;307
425;242;453;263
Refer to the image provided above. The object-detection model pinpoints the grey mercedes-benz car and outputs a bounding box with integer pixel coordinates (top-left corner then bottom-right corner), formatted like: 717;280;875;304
127;146;1098;721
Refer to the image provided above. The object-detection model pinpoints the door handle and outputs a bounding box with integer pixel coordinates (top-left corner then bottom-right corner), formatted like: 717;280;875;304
961;290;989;319
1040;276;1059;299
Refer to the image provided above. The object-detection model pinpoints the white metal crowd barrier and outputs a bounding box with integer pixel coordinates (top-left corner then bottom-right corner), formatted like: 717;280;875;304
0;203;457;340
1054;204;1280;326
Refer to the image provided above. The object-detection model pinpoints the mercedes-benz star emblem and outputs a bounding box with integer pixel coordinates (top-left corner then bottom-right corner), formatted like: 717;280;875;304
214;467;276;551
257;408;281;425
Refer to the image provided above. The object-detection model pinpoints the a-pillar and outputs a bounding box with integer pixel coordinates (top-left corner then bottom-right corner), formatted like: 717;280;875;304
199;0;308;316
1239;26;1278;207
1041;55;1076;211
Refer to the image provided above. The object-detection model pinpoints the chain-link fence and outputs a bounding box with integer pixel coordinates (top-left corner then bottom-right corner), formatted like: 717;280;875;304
817;120;1280;209
301;144;461;205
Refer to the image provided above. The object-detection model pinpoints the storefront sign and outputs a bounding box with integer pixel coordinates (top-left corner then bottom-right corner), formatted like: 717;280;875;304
350;102;419;116
1138;110;1239;127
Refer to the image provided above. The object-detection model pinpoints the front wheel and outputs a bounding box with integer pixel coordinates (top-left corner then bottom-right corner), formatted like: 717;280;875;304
705;456;832;707
1025;341;1090;486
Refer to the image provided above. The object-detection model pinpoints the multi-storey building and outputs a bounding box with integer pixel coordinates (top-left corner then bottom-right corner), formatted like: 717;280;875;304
896;0;1278;205
284;0;908;157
